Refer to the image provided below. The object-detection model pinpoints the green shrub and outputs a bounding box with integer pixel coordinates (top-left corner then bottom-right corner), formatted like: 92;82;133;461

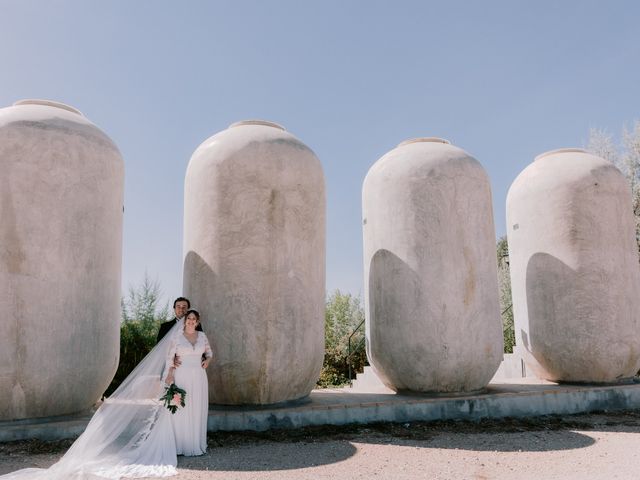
497;236;515;354
103;275;170;397
317;290;368;388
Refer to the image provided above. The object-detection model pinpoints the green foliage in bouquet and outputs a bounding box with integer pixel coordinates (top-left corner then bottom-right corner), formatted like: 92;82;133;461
160;383;187;414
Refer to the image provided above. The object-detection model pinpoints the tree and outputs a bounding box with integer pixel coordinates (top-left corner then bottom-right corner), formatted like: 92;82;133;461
587;122;640;258
497;236;515;353
317;290;368;387
104;274;171;396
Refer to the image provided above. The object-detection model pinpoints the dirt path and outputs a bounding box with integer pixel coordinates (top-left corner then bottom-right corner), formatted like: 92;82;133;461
2;412;640;479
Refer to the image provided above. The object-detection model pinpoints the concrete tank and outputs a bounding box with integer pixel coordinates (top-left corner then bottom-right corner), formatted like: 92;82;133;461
0;99;124;420
183;120;325;405
362;138;503;393
507;148;640;383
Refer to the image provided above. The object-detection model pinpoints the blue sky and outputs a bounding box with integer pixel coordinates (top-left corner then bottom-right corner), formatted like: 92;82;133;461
1;1;639;304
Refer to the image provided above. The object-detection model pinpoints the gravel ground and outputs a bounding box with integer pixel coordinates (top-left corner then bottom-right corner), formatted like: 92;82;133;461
2;411;640;479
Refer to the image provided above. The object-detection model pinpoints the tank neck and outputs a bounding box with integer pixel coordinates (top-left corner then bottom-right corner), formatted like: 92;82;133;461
13;99;84;116
398;137;450;147
535;148;587;161
229;120;285;131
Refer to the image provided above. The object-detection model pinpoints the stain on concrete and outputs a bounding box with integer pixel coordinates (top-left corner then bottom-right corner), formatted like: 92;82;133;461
265;137;314;155
0;184;26;275
462;246;476;307
7;118;119;153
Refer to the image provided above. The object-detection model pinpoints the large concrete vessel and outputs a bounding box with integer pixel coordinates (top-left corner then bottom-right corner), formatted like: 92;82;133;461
0;99;124;420
184;120;325;405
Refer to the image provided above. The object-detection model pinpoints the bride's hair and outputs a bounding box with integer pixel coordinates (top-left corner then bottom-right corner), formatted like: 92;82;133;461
185;309;200;322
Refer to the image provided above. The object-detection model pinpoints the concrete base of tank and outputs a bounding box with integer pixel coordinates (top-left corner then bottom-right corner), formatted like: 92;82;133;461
4;379;640;441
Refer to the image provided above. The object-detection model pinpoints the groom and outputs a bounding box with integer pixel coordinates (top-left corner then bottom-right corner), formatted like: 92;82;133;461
157;296;202;343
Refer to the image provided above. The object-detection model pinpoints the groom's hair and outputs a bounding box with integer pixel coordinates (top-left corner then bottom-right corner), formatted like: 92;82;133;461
173;297;191;308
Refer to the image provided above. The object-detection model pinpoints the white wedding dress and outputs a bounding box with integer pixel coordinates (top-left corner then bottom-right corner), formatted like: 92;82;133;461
0;319;210;480
165;332;211;456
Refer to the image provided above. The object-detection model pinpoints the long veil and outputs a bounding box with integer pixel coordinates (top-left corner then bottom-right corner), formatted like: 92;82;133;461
1;320;185;479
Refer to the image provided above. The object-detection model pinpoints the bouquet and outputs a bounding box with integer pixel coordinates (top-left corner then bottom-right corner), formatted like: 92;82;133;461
160;383;186;414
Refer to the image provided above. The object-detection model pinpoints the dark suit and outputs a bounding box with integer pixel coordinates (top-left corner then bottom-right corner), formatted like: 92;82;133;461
157;317;203;343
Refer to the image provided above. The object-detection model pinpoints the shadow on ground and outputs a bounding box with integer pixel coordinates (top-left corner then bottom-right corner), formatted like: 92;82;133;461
3;411;640;474
360;430;595;452
186;429;595;473
204;410;640;456
182;440;357;471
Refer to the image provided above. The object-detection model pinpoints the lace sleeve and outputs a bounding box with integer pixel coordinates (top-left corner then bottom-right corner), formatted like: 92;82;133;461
162;338;178;382
202;333;213;359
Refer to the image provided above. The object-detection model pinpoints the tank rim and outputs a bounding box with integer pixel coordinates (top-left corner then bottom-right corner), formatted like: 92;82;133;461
229;119;285;131
398;137;451;147
535;148;588;161
13;99;84;116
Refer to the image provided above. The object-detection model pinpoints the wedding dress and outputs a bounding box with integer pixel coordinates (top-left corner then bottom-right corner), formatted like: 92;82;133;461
1;319;208;480
165;331;211;456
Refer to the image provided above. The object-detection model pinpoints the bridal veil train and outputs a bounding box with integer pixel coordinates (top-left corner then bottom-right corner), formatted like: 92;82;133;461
1;320;190;480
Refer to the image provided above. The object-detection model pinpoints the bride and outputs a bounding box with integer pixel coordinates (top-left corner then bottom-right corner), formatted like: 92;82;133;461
164;310;211;456
1;310;213;479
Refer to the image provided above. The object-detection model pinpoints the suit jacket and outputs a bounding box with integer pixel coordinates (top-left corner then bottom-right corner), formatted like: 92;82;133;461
157;317;203;343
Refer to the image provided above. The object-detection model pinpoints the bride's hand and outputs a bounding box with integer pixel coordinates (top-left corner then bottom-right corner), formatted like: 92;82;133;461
201;358;211;369
165;368;175;385
172;354;181;368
